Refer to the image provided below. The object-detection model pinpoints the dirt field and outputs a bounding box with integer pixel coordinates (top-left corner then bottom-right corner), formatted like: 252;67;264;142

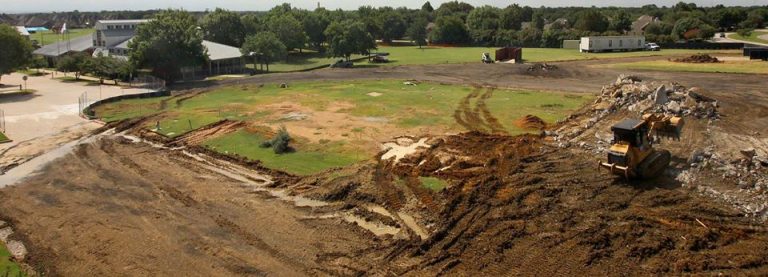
1;56;767;275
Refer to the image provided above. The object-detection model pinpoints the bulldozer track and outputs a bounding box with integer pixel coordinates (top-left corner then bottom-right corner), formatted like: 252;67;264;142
453;86;507;134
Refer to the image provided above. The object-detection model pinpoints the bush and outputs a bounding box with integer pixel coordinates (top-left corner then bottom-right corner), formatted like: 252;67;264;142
737;28;753;37
270;126;292;154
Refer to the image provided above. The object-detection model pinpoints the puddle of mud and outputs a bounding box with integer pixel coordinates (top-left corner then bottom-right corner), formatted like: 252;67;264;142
381;138;430;163
398;212;429;240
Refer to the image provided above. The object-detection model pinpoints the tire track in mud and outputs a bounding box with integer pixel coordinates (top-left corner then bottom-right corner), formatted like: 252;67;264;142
453;86;507;134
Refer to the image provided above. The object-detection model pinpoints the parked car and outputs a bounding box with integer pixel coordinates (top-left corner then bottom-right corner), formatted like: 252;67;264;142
330;59;353;68
371;55;389;63
645;43;661;51
719;32;726;38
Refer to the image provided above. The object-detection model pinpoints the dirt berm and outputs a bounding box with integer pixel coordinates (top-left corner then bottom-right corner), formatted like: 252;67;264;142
303;131;768;275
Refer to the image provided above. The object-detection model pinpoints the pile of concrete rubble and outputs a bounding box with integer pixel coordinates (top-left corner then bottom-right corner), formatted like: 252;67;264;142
678;147;768;220
593;74;720;119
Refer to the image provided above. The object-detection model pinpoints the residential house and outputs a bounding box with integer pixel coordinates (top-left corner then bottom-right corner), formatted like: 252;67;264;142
631;15;660;36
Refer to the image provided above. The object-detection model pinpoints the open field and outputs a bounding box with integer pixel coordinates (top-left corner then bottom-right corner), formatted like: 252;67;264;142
730;31;768;44
95;80;590;175
377;46;738;65
598;59;768;74
30;29;94;46
259;46;740;72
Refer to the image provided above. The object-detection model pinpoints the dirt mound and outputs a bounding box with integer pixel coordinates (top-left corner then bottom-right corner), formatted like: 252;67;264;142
527;63;559;72
672;54;721;63
330;131;768;275
513;114;547;130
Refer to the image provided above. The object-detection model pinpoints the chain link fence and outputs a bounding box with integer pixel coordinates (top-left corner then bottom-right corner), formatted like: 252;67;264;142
129;75;166;92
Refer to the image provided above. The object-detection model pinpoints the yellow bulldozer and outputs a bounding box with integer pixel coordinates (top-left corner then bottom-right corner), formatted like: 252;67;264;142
599;113;684;179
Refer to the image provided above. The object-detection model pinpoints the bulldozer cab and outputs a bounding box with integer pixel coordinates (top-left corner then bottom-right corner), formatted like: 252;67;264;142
611;119;651;150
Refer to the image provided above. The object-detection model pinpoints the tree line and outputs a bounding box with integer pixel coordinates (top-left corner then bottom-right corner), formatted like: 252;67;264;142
194;2;768;50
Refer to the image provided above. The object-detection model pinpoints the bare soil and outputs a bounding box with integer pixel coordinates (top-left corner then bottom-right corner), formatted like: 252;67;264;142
1;57;767;275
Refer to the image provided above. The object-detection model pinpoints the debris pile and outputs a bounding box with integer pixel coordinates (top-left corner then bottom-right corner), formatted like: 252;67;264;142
593;75;720;119
526;63;558;72
513;114;547;130
672;54;720;63
679;147;768;220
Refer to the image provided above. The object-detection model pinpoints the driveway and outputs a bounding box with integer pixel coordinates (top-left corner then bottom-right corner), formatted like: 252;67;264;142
0;72;148;171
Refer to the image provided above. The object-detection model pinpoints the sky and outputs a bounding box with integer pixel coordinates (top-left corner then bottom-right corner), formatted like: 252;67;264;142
1;0;765;13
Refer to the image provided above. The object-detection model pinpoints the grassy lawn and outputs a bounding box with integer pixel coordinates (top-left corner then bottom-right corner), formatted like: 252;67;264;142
730;31;768;44
248;49;365;73
30;28;94;46
204;130;363;175
0;242;24;277
419;177;447;191
0;131;9;143
249;46;739;72
374;46;740;65
600;60;768;74
97;80;590;175
92;96;168;122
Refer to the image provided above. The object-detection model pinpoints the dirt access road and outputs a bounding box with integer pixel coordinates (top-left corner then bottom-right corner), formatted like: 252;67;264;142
0;136;375;276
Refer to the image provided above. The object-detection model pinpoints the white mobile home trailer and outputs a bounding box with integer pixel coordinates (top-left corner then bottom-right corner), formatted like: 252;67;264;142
580;36;646;52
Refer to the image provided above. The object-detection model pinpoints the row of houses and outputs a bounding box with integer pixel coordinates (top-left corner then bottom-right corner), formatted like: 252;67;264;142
30;19;246;79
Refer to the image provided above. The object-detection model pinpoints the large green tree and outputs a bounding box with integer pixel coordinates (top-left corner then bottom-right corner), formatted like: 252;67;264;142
500;4;524;31
429;15;470;44
378;10;407;43
672;17;716;40
55;52;90;80
241;14;264;35
407;16;429;48
129;9;207;83
466;6;501;43
325;20;376;61
201;8;246;47
241;32;287;72
0;24;33;83
609;10;632;33
302;11;330;51
575;10;609;33
421;1;434;13
267;14;307;51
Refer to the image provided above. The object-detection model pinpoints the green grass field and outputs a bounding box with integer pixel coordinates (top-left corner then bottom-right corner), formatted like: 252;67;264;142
419;177;447;191
30;28;94;46
0;242;24;277
204;130;363;175
96;80;591;175
600;60;768;74
730;31;768;44
0;131;9;143
255;46;738;73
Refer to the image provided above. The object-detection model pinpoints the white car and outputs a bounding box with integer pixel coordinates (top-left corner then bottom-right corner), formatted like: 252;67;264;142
645;43;661;51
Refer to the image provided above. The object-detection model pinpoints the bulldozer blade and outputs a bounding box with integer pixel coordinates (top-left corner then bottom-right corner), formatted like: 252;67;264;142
599;161;631;179
653;119;684;140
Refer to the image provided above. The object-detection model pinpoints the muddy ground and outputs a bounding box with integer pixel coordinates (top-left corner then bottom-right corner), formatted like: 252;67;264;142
1;56;767;275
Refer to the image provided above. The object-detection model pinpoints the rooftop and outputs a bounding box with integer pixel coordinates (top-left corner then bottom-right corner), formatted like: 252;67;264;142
33;35;93;57
202;40;243;61
97;19;150;24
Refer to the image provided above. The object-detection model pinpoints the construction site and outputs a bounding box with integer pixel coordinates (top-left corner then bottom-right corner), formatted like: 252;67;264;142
1;52;767;276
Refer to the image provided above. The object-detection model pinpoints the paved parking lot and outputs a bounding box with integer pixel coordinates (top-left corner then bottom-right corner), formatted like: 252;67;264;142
0;71;147;152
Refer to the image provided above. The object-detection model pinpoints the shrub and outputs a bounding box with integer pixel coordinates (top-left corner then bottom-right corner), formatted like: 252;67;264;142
737;28;753;37
270;126;292;154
